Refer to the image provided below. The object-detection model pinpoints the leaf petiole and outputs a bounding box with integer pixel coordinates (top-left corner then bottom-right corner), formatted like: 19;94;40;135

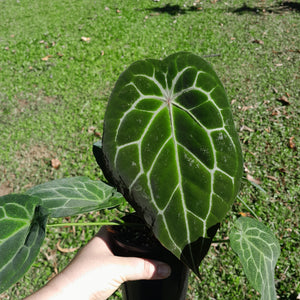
47;221;121;227
237;196;259;220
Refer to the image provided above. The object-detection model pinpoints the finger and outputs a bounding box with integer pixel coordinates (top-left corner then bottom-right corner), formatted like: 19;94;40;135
118;257;171;282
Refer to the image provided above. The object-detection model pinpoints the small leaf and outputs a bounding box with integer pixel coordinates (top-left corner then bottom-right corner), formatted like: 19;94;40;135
51;158;61;169
229;217;280;300
0;194;48;293
94;131;101;137
251;39;264;45
240;125;254;132
277;95;290;106
88;126;97;134
266;175;278;182
272;87;278;94
238;211;251;217
26;176;125;218
56;240;80;253
81;36;91;42
41;55;52;61
288;136;296;150
246;174;262;185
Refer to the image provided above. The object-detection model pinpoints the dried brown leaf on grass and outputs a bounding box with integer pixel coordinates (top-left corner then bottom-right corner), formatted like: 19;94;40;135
240;125;254;132
88;126;102;137
51;158;61;169
56;240;80;253
246;174;262;185
41;55;52;61
288;136;296;150
251;39;264;44
239;212;252;217
81;36;91;42
266;175;278;182
277;95;290;106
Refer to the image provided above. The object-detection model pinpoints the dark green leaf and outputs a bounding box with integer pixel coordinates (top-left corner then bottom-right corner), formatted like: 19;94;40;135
26;176;125;218
100;52;243;274
229;217;280;300
0;194;48;293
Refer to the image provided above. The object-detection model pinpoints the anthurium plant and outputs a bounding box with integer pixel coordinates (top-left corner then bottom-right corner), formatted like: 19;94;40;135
0;52;280;299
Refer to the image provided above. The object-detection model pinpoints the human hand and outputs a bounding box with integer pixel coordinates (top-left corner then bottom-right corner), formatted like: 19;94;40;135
25;226;171;300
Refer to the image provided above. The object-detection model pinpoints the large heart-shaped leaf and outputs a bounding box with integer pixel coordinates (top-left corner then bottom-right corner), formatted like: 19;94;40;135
99;52;243;273
229;217;280;300
26;176;125;218
0;194;48;293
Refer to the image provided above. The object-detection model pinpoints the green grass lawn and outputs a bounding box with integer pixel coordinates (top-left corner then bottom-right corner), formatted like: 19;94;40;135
0;0;299;299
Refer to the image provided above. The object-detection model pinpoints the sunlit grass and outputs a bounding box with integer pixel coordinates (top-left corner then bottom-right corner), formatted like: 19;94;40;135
0;0;299;299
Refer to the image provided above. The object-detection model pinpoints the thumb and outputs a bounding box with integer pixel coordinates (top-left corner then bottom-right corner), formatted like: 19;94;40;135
118;257;171;282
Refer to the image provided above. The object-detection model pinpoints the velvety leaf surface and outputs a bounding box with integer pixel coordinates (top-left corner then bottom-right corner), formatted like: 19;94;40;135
26;176;125;218
0;194;48;293
100;52;243;273
229;217;280;300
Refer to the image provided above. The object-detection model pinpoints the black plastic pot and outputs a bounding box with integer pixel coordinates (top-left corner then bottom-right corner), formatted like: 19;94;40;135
106;214;189;300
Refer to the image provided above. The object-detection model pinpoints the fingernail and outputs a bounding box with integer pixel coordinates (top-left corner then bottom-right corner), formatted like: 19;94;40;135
157;263;171;278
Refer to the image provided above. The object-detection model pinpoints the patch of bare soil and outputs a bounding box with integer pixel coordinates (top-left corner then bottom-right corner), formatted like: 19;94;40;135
0;144;58;194
0;181;13;196
14;91;58;114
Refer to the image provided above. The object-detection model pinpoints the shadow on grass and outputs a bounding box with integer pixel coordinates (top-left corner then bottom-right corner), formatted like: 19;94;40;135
147;2;300;17
282;1;300;12
146;3;202;16
231;1;300;15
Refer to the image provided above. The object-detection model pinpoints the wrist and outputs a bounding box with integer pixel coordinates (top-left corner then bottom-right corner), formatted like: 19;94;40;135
25;273;87;300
